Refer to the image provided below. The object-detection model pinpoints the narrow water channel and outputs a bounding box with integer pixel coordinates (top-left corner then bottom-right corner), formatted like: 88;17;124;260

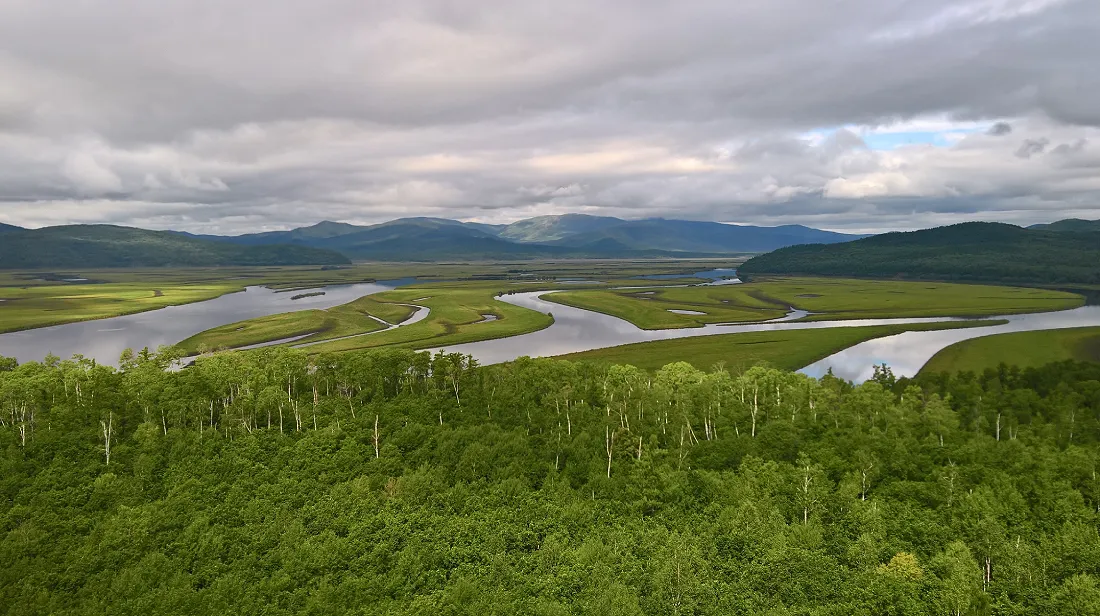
6;272;1098;381
434;291;1100;382
800;306;1100;382
0;280;407;365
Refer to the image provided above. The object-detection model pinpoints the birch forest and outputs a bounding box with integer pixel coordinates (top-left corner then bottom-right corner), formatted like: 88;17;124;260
2;348;1099;615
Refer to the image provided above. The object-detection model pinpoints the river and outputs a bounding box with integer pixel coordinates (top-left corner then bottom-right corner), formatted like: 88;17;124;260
800;306;1100;381
4;273;1098;381
0;280;409;365
432;291;1100;382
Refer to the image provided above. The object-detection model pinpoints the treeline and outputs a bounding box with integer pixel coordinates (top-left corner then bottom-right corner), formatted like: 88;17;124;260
0;225;350;269
1;348;1099;614
738;221;1100;284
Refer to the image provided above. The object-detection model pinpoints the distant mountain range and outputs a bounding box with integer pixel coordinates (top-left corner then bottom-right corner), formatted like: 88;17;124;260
182;214;864;261
0;215;863;268
1028;218;1100;232
739;221;1100;284
1;215;1096;270
0;225;350;269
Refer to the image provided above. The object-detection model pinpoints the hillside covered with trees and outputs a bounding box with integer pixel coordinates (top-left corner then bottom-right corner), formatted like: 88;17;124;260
738;222;1100;284
198;216;862;260
0;225;350;269
2;347;1099;614
1030;218;1100;233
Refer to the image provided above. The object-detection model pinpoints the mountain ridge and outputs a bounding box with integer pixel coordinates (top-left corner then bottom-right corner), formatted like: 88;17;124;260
1029;218;1100;232
738;221;1100;284
1;215;867;266
0;225;351;269
189;215;865;259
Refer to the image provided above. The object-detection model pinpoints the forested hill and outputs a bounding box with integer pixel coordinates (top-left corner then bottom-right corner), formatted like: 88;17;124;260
187;216;865;260
2;347;1099;613
0;225;350;268
738;222;1100;284
1029;218;1100;232
0;217;864;263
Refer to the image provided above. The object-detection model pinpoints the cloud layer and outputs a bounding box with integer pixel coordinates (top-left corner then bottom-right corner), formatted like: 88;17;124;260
1;0;1098;233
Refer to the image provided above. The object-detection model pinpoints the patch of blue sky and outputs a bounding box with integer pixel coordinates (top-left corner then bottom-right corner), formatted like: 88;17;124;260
800;118;994;152
861;129;979;150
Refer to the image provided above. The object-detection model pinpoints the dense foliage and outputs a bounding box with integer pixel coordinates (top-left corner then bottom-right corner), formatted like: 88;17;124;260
2;348;1100;614
739;222;1100;284
4;216;863;264
203;216;859;259
1029;218;1100;233
0;225;350;269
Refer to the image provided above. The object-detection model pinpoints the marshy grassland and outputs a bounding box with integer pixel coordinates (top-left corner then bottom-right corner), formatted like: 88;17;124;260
6;264;1089;376
561;320;1005;372
921;326;1100;374
174;296;419;354
547;277;1083;329
0;260;737;333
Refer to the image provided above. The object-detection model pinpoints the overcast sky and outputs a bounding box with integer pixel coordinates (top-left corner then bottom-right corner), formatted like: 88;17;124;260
1;0;1098;234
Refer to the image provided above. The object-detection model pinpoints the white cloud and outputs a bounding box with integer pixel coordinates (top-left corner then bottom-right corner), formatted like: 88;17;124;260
62;151;122;194
0;0;1097;233
870;0;1069;42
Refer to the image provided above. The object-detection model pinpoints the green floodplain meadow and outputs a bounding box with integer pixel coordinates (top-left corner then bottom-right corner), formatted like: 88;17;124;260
546;277;1083;330
176;274;1083;366
0;261;721;334
921;326;1100;374
561;320;1007;372
0;262;1093;374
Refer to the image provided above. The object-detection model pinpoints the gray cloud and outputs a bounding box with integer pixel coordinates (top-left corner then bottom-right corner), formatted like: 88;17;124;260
1015;138;1050;158
0;0;1098;233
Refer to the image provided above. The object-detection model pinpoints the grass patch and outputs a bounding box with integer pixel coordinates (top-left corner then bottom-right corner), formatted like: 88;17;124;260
0;282;242;334
548;286;785;329
176;281;565;355
303;282;555;353
176;295;417;354
920;326;1100;374
756;277;1082;320
0;261;739;332
545;277;1083;329
561;320;1004;372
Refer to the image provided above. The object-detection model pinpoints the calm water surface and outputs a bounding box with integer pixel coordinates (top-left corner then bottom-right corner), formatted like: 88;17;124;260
434;291;1100;382
0;280;409;365
801;306;1100;382
633;268;742;286
434;291;961;364
7;273;1098;381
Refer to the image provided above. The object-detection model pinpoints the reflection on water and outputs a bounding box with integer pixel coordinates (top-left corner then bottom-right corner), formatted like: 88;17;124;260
8;272;1098;382
800;306;1100;382
0;281;405;365
635;267;739;282
435;293;1100;382
434;291;966;365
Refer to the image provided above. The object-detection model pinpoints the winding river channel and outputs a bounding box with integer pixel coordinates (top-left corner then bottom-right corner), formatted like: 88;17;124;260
0;280;410;365
2;272;1098;381
433;292;1100;382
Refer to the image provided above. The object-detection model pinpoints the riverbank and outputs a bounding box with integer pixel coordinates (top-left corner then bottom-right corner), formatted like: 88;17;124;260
0;282;246;335
0;261;741;334
175;295;417;354
544;277;1084;330
560;320;1006;372
921;326;1100;373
